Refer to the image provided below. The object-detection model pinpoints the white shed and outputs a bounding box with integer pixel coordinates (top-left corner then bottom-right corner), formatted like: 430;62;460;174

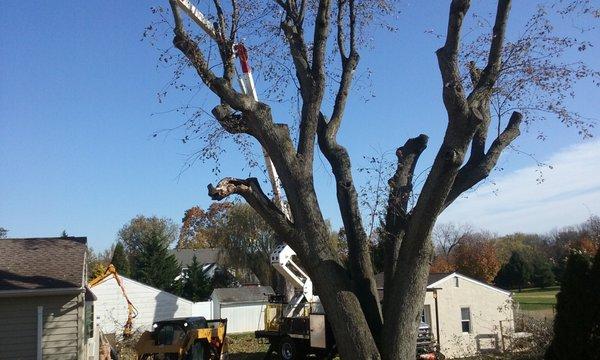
377;272;514;359
211;286;274;334
90;273;212;335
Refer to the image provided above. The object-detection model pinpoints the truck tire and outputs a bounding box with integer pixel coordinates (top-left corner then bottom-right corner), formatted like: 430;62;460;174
279;336;305;360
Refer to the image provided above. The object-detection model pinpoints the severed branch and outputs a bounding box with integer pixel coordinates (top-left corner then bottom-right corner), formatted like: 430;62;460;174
382;134;428;279
208;177;296;239
444;111;522;208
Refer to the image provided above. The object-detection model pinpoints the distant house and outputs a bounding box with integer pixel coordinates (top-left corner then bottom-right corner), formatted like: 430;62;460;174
171;248;259;285
376;272;514;359
211;286;274;334
0;237;98;360
170;248;225;278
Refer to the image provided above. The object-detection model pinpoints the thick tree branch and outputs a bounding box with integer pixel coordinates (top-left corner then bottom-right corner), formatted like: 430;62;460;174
208;177;295;239
317;113;383;343
212;0;236;85
436;0;471;118
296;0;332;162
312;0;332;83
329;0;359;136
445;111;522;207
278;1;313;96
469;0;512;104
229;0;239;42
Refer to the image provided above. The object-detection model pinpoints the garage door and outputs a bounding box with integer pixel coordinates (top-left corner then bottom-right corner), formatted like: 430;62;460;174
220;303;266;334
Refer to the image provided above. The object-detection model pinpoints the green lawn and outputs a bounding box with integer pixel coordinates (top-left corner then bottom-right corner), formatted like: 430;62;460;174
513;286;559;311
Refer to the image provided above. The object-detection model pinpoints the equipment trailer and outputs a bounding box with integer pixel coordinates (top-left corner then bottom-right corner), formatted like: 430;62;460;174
255;294;438;360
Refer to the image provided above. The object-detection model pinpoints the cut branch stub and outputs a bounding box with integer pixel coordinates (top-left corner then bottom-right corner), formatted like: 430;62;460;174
207;177;295;239
212;105;250;134
387;134;429;224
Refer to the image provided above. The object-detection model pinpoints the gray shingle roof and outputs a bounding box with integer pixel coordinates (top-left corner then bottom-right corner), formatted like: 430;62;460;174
0;237;87;291
211;286;274;303
374;272;454;289
170;248;225;267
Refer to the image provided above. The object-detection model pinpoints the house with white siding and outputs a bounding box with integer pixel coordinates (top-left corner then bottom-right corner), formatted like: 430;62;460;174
0;237;98;360
376;272;514;359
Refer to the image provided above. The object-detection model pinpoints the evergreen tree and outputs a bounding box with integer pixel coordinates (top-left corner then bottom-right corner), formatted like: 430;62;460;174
531;257;555;289
133;229;180;292
587;250;600;357
177;255;212;301
111;242;130;277
494;251;532;290
545;251;592;360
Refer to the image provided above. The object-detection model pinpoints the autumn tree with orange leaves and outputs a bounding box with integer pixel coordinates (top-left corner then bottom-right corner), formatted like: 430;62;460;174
454;234;501;283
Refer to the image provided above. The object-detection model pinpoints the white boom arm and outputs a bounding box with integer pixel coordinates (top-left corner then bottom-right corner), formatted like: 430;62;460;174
174;0;217;40
174;1;314;316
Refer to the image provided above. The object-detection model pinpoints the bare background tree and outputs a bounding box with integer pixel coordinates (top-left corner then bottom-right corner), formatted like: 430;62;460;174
145;0;599;358
433;222;474;259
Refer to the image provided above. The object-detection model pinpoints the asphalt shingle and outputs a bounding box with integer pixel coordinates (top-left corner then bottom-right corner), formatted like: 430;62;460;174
0;237;87;291
170;248;225;267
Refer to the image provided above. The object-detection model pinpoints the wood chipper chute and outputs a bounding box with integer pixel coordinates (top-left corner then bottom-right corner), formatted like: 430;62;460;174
135;317;228;360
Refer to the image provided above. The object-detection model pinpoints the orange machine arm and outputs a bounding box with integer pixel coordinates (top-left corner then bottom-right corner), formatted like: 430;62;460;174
89;264;139;337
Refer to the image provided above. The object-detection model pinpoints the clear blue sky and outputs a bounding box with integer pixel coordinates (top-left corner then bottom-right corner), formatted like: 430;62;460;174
1;1;598;251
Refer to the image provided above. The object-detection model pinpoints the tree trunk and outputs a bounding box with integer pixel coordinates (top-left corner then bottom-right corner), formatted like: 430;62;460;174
382;232;434;360
307;250;381;359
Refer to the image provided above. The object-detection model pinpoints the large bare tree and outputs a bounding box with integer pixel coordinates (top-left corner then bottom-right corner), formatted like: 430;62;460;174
158;0;596;358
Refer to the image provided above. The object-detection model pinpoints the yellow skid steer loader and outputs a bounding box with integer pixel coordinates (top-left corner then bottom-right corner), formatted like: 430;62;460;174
136;317;227;360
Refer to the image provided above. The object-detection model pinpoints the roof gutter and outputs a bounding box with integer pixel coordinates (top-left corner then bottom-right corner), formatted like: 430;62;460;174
0;286;84;298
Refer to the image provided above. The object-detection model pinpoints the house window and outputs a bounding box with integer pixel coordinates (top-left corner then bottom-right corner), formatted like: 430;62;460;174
420;305;432;325
460;307;471;333
85;302;94;338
